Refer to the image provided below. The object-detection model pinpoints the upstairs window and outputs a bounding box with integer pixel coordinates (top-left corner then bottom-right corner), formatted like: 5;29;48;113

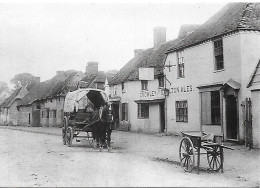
121;82;125;91
158;76;164;88
141;80;148;90
177;50;184;78
113;85;117;95
137;103;149;119
214;39;224;70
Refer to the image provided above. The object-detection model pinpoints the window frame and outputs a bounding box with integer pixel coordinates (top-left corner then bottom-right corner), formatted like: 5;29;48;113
141;80;148;91
176;100;188;122
201;90;221;125
214;39;224;71
158;76;164;88
121;103;128;121
137;103;149;119
177;50;185;78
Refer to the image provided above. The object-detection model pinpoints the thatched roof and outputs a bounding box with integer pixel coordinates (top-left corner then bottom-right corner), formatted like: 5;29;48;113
168;3;260;52
109;38;182;86
18;70;84;106
178;24;200;39
0;87;22;108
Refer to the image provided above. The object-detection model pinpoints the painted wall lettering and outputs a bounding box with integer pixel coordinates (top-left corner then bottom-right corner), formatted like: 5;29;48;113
140;89;164;99
170;85;193;94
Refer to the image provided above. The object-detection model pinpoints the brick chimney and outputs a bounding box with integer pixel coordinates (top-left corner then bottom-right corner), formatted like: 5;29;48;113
134;49;143;57
85;62;99;75
56;71;64;75
35;77;40;83
154;26;166;48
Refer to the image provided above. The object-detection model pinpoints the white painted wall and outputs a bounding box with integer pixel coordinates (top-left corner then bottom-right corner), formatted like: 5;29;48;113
164;31;260;140
110;77;165;133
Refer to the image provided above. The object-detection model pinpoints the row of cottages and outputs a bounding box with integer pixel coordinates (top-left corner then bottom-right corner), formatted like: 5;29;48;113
109;3;260;148
109;25;199;132
14;62;115;127
17;70;85;127
0;87;28;125
164;2;260;147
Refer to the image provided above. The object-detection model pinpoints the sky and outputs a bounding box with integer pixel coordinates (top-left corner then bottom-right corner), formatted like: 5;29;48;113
0;0;231;88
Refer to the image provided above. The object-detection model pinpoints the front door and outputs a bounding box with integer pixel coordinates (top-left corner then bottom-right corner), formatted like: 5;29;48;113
226;95;238;139
159;102;165;133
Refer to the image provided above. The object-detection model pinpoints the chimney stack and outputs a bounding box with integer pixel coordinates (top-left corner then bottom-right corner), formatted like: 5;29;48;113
56;71;64;75
134;49;143;57
85;61;99;75
35;77;40;83
154;26;166;48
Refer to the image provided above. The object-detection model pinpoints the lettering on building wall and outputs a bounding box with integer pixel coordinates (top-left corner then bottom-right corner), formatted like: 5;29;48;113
170;85;193;94
140;89;164;98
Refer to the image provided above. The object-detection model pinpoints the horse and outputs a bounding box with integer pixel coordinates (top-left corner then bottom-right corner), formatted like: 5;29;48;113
90;103;113;151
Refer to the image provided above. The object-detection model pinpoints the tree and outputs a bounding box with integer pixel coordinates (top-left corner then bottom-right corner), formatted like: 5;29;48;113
0;81;10;104
10;73;38;91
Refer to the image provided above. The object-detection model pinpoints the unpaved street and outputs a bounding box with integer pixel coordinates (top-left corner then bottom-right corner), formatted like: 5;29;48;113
0;128;259;187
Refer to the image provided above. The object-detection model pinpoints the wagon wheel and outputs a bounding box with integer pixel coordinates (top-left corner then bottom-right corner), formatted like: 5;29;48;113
62;118;67;145
67;127;73;147
87;132;94;146
179;137;195;172
207;145;222;171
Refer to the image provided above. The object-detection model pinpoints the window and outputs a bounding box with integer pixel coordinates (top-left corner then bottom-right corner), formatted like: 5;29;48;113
58;97;60;101
113;85;117;95
201;91;220;125
214;39;224;70
141;80;148;90
121;82;125;91
42;111;44;118
176;101;188;122
53;110;57;118
158;76;164;88
177;50;184;78
138;103;149;119
121;103;128;121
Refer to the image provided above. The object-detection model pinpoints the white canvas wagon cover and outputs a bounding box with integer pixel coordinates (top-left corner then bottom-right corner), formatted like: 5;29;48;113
64;88;108;113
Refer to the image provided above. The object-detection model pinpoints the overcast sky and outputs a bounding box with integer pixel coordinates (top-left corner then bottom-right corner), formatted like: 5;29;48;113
0;0;229;87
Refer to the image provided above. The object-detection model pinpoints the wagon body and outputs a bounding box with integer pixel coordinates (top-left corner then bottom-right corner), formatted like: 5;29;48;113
62;88;112;149
179;131;233;174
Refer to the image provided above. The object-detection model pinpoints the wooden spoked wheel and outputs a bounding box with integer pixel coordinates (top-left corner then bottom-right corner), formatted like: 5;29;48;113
179;137;195;172
207;145;222;171
62;118;67;145
67;127;73;147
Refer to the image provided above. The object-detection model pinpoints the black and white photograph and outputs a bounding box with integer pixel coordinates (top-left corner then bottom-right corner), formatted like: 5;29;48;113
0;0;259;187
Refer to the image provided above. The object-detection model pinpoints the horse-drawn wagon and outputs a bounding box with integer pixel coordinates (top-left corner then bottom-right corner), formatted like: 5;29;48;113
62;88;113;151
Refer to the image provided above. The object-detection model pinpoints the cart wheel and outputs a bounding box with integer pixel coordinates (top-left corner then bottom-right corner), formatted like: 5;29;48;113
62;118;67;145
62;127;66;145
67;127;73;147
207;146;222;171
179;137;195;172
88;139;94;146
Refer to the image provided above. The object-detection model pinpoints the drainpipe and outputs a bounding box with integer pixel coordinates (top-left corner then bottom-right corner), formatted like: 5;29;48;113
164;75;167;133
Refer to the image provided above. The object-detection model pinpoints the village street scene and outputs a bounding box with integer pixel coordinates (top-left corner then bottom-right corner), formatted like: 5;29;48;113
0;1;259;187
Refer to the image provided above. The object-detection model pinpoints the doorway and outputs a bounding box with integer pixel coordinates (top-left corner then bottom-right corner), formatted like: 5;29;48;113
112;103;119;129
159;102;165;133
226;95;238;139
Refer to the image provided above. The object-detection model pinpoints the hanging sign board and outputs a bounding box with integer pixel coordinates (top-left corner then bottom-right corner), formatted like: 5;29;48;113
139;68;154;80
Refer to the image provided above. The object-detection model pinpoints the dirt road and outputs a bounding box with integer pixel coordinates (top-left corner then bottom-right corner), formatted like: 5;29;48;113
0;128;259;187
